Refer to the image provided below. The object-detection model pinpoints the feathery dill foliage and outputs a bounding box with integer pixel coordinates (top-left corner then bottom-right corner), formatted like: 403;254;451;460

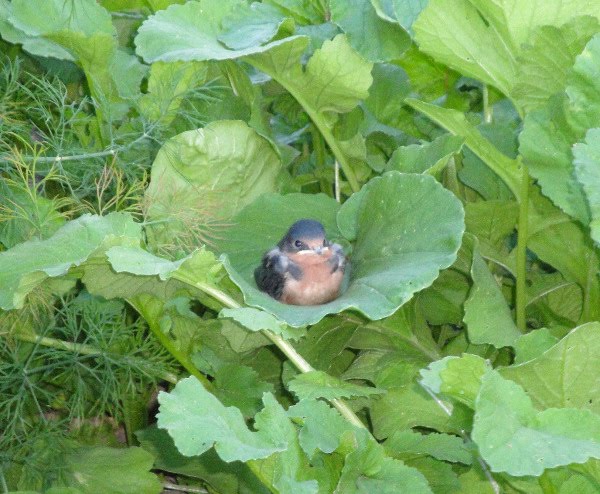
0;293;177;482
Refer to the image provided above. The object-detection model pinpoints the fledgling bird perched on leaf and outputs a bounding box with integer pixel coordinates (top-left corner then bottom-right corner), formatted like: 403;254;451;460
254;219;346;306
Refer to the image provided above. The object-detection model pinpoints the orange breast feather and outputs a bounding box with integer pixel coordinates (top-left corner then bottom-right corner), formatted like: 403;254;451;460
281;250;344;306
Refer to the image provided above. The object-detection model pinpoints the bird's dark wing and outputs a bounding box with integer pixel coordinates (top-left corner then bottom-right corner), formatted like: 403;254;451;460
254;248;291;300
327;243;346;273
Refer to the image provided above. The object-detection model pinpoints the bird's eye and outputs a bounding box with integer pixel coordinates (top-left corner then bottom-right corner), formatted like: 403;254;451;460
294;240;303;248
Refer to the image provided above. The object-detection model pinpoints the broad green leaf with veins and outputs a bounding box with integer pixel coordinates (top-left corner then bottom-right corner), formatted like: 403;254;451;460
473;369;600;477
573;128;600;246
500;322;600;415
414;0;600;112
2;0;144;118
218;172;464;327
287;370;384;400
0;213;141;310
144;120;282;250
65;446;161;494
134;0;303;62
330;0;410;62
157;376;287;461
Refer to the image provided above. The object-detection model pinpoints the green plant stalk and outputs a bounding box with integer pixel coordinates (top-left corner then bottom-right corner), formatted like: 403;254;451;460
173;275;367;430
127;299;212;389
482;84;492;124
247;59;361;193
515;163;529;332
14;331;180;384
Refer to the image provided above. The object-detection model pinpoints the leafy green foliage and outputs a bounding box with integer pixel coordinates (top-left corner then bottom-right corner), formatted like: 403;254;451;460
3;0;600;492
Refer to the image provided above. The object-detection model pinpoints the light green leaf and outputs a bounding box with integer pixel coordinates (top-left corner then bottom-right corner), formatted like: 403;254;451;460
287;399;353;456
135;0;304;62
519;96;589;223
501;322;600;415
144;120;281;248
413;0;516;97
420;354;488;409
220;307;305;340
385;430;472;465
258;34;372;114
371;383;458;439
513;328;559;365
473;369;600;476
219;172;464;327
288;370;384;401
0;213;141;310
157;376;287;461
465;200;519;251
387;134;464;175
337;429;432;493
390;0;428;34
219;2;293;50
330;0;410;62
566;34;600;134
213;364;274;417
512;16;599;114
5;0;141;118
414;0;600;109
573;128;600;246
64;446;161;494
364;63;411;129
463;236;520;348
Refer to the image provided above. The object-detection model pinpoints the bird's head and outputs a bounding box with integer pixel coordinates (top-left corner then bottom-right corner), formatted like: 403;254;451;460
278;219;330;255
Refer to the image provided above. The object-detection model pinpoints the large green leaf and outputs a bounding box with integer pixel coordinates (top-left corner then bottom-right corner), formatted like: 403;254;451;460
500;323;600;415
473;369;600;476
330;0;410;62
65;447;161;494
3;0;142;118
387;134;464;175
144;120;282;248
0;213;141;310
512;16;600;114
413;0;600;112
573;129;600;247
519;95;589;223
413;0;516;97
218;172;464;326
134;0;303;62
157;376;287;461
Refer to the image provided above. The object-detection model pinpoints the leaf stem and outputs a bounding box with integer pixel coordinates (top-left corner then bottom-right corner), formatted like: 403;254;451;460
0;132;150;166
516;162;529;332
173;274;367;429
127;299;212;389
13;331;180;383
482;84;492;124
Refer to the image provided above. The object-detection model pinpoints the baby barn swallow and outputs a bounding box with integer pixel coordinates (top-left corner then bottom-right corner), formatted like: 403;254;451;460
254;219;346;305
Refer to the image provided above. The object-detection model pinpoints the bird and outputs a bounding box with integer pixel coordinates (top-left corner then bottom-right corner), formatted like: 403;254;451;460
254;219;346;306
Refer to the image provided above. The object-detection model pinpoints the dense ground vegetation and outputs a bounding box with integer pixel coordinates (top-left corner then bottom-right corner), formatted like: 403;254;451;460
1;1;600;493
